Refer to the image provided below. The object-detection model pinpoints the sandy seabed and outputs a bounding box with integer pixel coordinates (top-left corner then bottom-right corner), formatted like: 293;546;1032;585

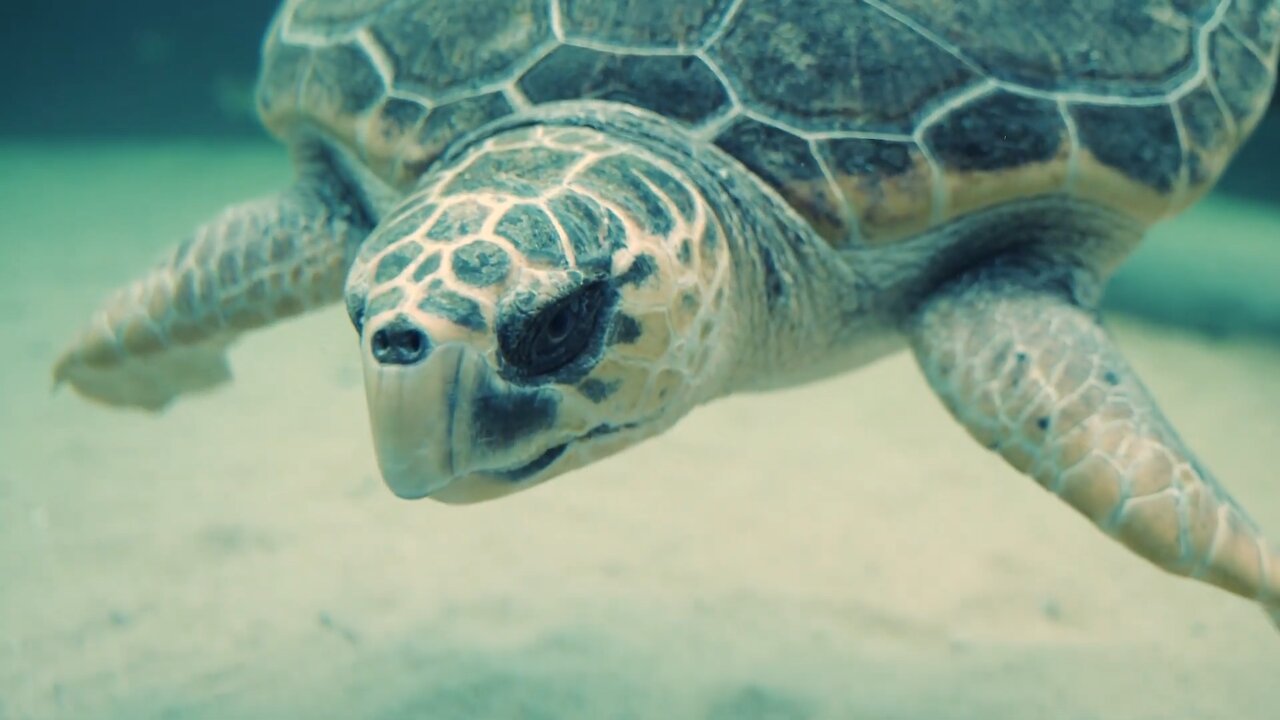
1;142;1278;719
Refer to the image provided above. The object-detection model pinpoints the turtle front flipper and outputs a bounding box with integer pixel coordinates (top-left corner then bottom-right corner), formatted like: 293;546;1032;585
53;175;371;411
908;258;1280;629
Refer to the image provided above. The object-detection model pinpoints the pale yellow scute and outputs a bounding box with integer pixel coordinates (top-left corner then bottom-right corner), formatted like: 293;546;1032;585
828;147;936;246
940;132;1073;221
1071;151;1180;224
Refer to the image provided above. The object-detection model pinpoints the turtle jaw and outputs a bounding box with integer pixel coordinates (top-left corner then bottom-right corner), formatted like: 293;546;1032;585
362;340;606;502
362;342;470;500
425;421;656;505
364;342;550;501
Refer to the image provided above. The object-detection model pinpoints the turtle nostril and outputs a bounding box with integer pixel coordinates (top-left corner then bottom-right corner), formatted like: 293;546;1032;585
370;322;430;366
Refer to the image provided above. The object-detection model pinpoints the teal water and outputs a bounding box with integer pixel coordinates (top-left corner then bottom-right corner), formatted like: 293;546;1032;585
0;141;1278;719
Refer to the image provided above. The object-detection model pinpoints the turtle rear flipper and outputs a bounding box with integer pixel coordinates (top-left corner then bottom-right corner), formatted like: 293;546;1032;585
54;178;370;411
908;258;1280;627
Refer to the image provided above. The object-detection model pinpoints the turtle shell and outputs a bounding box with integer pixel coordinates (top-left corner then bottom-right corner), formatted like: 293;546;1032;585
257;0;1280;245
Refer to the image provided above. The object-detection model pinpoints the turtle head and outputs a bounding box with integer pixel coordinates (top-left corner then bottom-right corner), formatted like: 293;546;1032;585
344;124;732;502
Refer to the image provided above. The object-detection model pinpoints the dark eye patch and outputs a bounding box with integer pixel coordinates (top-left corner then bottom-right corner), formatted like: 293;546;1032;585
498;280;616;382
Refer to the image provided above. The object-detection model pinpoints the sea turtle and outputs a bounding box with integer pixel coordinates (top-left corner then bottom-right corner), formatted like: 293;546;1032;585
54;0;1280;627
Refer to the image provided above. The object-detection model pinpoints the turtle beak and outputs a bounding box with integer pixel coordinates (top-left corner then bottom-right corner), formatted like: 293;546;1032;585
361;314;574;502
361;342;474;499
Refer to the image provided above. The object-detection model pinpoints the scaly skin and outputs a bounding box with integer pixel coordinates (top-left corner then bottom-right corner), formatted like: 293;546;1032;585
909;260;1280;628
53;176;369;410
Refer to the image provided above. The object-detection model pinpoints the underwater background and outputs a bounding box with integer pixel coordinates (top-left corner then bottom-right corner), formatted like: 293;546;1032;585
2;3;1279;719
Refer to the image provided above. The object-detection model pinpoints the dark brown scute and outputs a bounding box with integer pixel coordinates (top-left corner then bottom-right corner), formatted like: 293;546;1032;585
880;0;1207;95
518;46;730;124
1209;27;1274;124
711;0;976;133
925;91;1065;172
714;117;845;239
369;0;550;99
559;0;737;48
1072;103;1183;192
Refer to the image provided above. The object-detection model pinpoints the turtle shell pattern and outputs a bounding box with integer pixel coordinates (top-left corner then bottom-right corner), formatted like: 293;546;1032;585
258;0;1280;245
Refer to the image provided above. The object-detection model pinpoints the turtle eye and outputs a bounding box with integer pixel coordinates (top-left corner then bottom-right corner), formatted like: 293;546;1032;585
501;281;610;378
